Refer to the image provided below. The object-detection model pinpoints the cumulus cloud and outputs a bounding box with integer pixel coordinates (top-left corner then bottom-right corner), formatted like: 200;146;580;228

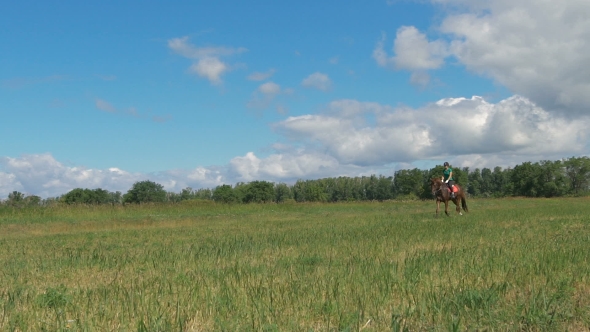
225;150;389;184
274;96;590;166
0;154;227;199
258;82;281;95
247;81;286;110
373;28;447;87
373;28;447;71
436;0;590;115
410;71;431;88
378;0;590;115
0;150;390;199
189;57;227;85
301;72;333;91
247;69;276;81
5;94;587;198
168;36;247;85
0;154;142;198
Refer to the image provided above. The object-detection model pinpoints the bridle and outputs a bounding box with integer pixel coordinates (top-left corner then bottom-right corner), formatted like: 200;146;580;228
431;181;443;197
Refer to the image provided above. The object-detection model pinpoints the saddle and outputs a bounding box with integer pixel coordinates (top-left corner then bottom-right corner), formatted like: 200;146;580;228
445;184;458;194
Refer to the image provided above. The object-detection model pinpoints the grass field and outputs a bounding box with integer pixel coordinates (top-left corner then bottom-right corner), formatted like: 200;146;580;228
0;198;589;331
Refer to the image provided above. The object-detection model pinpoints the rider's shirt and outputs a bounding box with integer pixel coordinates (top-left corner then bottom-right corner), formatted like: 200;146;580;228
443;167;453;181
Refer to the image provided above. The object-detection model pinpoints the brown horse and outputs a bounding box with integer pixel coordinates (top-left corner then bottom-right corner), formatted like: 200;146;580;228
430;177;468;217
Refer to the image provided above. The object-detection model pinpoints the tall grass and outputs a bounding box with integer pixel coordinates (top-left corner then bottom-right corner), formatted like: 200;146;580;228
0;198;589;331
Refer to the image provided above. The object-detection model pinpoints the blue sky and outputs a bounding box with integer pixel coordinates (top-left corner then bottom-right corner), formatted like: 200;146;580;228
2;0;589;198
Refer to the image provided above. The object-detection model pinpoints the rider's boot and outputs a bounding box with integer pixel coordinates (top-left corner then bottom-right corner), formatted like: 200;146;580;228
450;186;455;199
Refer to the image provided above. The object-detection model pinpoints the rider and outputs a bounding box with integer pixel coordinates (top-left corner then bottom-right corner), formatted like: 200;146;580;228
443;162;455;198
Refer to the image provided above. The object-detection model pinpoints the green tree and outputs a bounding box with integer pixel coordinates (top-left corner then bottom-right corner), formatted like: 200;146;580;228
242;181;275;203
166;192;181;203
194;188;213;200
564;156;590;195
180;187;193;201
62;188;111;204
7;191;25;207
123;180;167;204
274;183;292;203
538;160;567;197
467;168;482;196
480;168;493;196
364;175;393;201
62;188;89;204
212;184;238;203
92;188;112;204
393;168;424;199
109;191;123;204
25;195;41;206
490;166;509;197
511;162;542;197
292;179;328;202
331;177;354;202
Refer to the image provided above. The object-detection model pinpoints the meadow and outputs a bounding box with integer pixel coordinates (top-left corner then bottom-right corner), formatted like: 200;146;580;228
0;198;589;331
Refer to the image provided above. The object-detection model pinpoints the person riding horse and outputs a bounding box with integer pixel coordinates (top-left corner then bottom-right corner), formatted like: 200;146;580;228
443;162;455;199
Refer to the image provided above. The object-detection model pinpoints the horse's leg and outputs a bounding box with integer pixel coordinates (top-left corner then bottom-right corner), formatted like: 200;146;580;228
435;200;440;217
456;198;463;216
444;200;450;217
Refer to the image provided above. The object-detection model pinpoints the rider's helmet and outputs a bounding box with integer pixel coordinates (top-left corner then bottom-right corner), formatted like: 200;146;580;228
443;162;449;167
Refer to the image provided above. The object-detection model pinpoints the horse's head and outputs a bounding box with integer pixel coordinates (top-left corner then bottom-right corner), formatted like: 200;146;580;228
430;177;443;196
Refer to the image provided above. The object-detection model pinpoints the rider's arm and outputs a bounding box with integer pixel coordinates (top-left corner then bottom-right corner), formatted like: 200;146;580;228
446;171;452;183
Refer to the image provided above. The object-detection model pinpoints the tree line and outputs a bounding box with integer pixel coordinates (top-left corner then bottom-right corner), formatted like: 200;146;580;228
2;156;589;207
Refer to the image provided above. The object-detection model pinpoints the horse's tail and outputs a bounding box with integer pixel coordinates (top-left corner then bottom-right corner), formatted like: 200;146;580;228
461;194;468;212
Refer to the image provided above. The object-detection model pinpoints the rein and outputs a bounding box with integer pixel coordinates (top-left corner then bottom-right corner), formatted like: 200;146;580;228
432;182;451;199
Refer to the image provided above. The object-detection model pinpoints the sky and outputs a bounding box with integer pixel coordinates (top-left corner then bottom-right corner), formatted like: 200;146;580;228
2;0;590;198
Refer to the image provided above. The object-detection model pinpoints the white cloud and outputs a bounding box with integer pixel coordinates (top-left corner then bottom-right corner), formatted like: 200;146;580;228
0;152;372;198
410;71;431;88
4;94;588;198
258;82;281;95
393;26;447;70
227;151;366;183
373;28;447;71
168;36;247;59
274;96;590;166
436;0;590;114
0;154;142;198
247;69;276;81
301;72;333;91
0;154;227;199
376;0;590;115
247;81;285;110
373;28;447;87
189;57;227;85
168;36;247;85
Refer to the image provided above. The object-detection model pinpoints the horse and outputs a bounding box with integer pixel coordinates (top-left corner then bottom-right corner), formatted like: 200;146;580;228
430;177;468;217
